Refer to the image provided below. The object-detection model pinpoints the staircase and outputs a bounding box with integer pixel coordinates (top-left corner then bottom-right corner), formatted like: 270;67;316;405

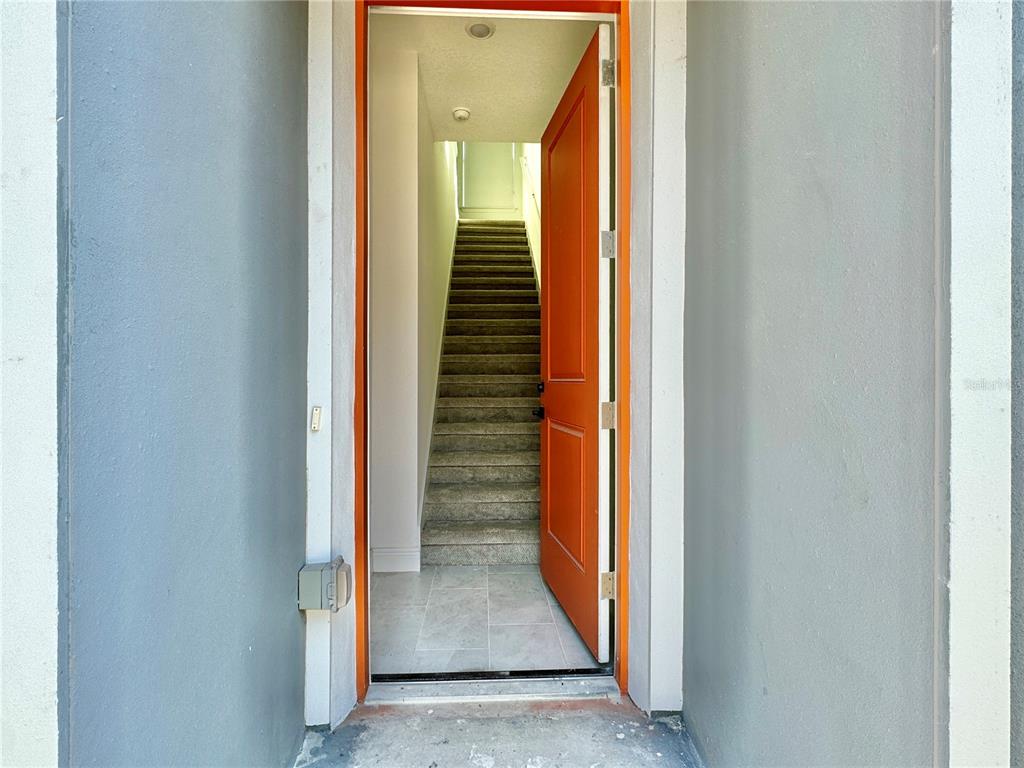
421;220;541;565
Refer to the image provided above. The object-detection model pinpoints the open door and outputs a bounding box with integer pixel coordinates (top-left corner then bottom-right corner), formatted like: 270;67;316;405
539;25;613;663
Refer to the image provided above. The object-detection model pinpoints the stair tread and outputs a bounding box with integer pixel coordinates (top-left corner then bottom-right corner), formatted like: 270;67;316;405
452;278;535;284
425;482;540;502
436;397;537;407
450;290;540;296
432;421;538;434
446;319;539;325
447;303;539;310
442;352;538;360
444;334;539;343
430;450;539;467
421;519;539;546
456;259;536;264
456;237;529;243
438;374;538;382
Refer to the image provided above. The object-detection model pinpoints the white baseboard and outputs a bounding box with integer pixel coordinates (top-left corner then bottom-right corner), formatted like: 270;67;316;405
372;547;421;573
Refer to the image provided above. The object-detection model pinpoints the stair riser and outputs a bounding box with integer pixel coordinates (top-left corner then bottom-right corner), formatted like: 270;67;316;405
432;433;540;451
423;501;539;522
451;278;536;289
456;241;527;247
456;238;529;247
458;224;525;230
439;382;538;398
432;423;536;436
444;339;539;355
445;320;539;336
435;406;536;423
449;293;538;305
454;249;531;257
446;306;539;319
421;543;539;566
428;465;540;484
441;359;539;375
426;486;538;503
452;267;535;278
456;257;536;268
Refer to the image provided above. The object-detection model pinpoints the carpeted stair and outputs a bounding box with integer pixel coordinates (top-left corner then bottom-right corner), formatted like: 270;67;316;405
421;220;541;565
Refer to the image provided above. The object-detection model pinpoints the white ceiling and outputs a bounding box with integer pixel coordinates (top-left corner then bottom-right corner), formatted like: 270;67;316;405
368;12;599;143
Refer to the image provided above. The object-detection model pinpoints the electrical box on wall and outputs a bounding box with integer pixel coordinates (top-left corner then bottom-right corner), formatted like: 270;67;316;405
297;556;351;612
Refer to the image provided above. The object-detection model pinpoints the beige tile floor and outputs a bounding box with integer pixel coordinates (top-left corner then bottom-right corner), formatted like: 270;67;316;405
370;564;602;675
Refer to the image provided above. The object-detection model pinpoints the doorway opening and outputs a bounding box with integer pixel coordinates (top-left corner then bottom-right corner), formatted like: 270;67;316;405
362;5;624;686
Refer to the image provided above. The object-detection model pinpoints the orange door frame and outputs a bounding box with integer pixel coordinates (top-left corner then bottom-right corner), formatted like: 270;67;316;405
354;0;631;700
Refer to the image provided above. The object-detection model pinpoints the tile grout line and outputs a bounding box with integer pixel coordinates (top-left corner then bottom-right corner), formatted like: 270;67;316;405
486;567;492;671
542;572;570;668
411;567;438;660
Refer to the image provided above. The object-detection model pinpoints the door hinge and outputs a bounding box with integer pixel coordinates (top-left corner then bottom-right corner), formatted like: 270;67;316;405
600;571;617;600
600;230;616;260
601;58;616;87
600;401;616;430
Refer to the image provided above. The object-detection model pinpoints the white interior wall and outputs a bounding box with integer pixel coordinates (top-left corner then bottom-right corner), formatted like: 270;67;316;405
519;143;542;287
369;27;459;573
949;1;1014;763
369;45;422;572
0;2;60;763
417;89;460;523
459;142;521;220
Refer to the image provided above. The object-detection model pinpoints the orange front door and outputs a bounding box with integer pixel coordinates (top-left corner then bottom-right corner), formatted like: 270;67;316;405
539;28;608;662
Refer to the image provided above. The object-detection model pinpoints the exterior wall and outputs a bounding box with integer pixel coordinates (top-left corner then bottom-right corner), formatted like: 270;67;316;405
330;0;359;727
0;3;60;765
949;2;1014;763
683;2;945;764
1010;2;1023;762
61;3;308;765
627;0;687;714
305;0;335;727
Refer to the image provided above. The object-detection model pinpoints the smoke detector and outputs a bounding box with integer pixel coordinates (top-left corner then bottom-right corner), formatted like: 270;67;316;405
452;107;471;123
465;20;495;40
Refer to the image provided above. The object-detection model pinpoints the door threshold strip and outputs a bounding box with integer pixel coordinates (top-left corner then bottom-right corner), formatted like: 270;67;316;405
371;666;612;684
364;675;621;706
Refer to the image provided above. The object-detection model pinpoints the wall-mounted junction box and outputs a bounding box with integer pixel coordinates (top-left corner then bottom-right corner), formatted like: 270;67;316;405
297;556;351;613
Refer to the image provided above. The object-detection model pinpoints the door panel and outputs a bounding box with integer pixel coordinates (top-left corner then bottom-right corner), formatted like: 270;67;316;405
539;27;609;662
546;421;586;568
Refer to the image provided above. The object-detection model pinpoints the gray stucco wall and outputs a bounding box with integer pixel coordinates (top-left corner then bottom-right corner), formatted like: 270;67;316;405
684;2;945;764
1012;1;1023;762
60;3;308;765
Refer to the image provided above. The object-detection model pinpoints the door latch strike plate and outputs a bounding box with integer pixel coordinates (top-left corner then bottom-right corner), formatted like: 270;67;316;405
601;59;616;87
600;571;616;600
600;230;616;260
600;401;616;430
310;406;322;433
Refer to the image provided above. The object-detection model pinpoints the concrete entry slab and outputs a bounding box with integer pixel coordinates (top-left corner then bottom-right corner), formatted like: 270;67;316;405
293;698;702;768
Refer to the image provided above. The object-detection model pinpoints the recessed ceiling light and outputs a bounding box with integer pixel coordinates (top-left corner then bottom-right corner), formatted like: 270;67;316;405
465;21;495;40
452;107;471;123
